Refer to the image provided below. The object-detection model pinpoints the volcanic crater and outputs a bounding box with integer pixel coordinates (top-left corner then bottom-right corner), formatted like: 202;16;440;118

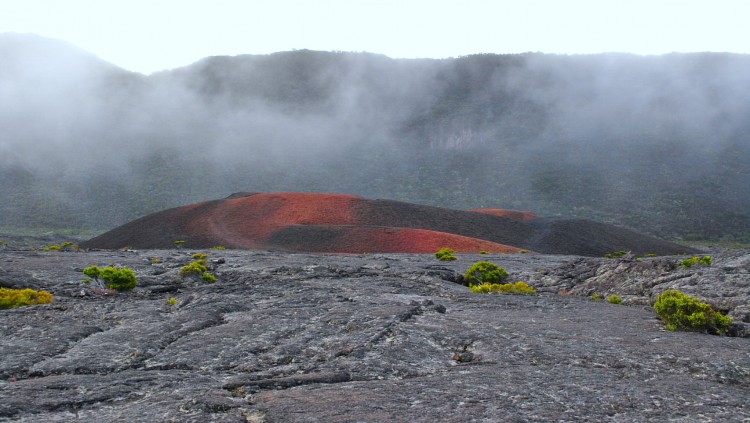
81;192;693;256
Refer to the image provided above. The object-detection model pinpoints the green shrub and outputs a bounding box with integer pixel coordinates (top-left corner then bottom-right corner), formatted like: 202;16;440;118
607;294;623;304
463;261;509;286
212;246;226;250
591;293;602;302
435;247;457;261
167;297;178;306
479;250;489;255
180;260;208;277
180;256;218;284
470;281;536;295
43;242;79;252
681;256;713;269
101;266;137;291
654;290;732;334
0;288;54;309
83;265;137;291
174;240;185;248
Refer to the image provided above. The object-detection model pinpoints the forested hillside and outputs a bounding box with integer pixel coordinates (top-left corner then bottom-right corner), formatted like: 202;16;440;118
1;34;749;241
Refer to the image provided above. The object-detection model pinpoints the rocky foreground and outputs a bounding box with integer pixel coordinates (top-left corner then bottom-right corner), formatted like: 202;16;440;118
1;246;749;422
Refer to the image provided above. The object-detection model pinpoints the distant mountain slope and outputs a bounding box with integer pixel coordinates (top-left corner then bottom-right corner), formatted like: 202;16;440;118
1;34;749;242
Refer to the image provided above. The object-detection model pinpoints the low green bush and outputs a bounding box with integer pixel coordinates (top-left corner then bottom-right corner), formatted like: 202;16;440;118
470;281;536;295
604;250;628;259
435;247;457;261
654;289;732;334
591;293;602;302
0;288;54;309
681;256;713;269
180;255;217;283
43;242;79;252
463;261;509;286
607;294;623;304
83;265;138;291
180;260;208;277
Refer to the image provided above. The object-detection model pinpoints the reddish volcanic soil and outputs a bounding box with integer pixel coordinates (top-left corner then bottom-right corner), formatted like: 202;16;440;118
196;193;362;248
80;192;696;256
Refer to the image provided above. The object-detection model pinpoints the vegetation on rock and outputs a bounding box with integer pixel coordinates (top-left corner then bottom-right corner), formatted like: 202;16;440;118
463;261;509;286
654;290;732;334
607;294;623;304
435;247;457;261
470;281;536;295
0;288;54;309
181;253;217;283
180;260;208;277
43;241;79;252
681;255;713;269
83;265;138;291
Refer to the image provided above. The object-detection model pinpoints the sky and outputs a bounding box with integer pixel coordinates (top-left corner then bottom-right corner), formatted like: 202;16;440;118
1;0;749;74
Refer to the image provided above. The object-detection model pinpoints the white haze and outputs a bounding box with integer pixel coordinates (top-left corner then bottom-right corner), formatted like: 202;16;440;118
0;33;749;241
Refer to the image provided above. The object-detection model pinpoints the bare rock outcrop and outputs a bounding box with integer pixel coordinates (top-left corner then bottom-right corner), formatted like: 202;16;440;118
1;246;748;421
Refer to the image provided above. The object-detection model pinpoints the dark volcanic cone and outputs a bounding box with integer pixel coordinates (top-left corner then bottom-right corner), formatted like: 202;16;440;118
469;208;538;221
266;225;525;254
80;192;696;256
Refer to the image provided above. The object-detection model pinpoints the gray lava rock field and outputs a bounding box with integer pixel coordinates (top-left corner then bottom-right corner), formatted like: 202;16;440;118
1;246;749;422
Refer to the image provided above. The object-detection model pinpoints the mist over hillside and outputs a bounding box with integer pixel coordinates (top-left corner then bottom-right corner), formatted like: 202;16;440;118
1;33;749;241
